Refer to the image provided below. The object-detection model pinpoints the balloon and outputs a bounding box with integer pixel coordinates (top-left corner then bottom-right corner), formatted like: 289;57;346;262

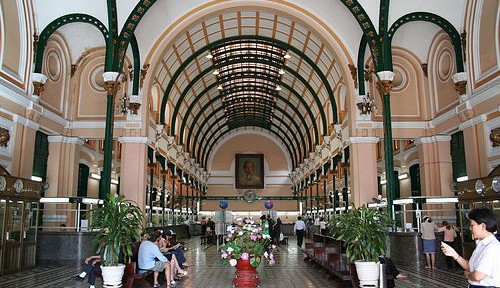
219;200;228;209
264;200;273;209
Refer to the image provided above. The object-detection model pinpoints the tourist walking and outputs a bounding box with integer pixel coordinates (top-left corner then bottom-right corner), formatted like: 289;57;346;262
294;216;306;248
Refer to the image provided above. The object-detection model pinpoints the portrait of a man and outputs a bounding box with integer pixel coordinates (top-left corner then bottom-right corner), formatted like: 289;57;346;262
235;154;264;189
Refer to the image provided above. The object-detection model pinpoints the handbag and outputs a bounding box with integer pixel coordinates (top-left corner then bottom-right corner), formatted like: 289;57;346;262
279;232;284;242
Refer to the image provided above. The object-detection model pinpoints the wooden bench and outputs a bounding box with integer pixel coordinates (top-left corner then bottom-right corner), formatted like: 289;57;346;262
123;261;153;288
302;236;394;287
302;242;323;260
303;242;352;282
122;242;154;288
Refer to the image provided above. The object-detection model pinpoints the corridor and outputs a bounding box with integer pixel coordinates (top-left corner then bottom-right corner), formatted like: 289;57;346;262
0;237;468;288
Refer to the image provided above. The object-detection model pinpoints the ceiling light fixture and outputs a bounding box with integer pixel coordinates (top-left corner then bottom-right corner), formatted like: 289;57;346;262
398;173;409;180
217;85;223;90
284;53;291;59
279;69;285;75
205;53;213;59
275;85;282;91
212;70;219;75
90;172;101;180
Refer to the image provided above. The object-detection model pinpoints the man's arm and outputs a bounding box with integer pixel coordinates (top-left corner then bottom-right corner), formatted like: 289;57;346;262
84;255;102;265
153;247;168;262
464;269;487;282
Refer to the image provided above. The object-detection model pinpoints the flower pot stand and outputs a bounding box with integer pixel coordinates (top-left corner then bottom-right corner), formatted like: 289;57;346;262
232;259;260;288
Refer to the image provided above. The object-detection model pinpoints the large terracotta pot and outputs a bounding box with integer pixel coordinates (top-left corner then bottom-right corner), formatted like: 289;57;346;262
232;258;260;288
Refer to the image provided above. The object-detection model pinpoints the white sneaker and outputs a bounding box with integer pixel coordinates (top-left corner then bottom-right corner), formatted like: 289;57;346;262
89;285;95;288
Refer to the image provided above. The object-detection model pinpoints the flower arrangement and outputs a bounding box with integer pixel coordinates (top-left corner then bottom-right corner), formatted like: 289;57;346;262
220;217;276;267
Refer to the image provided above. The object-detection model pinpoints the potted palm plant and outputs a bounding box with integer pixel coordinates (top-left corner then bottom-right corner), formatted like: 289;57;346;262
329;205;392;286
91;194;144;286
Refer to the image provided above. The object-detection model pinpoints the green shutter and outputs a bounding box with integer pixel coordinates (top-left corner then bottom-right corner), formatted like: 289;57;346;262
32;131;49;181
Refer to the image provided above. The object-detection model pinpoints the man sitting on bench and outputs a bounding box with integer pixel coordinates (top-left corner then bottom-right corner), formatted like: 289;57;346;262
138;232;173;288
73;254;102;288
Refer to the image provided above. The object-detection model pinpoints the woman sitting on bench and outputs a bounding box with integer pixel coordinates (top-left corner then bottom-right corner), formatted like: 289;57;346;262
154;230;188;280
162;230;190;269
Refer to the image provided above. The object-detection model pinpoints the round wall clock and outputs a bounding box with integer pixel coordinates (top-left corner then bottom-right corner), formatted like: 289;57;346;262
0;176;6;191
243;190;256;203
14;179;23;193
474;179;485;195
492;176;500;193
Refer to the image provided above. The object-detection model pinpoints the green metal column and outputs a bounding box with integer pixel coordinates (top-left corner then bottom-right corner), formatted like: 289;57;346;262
162;171;166;226
378;76;395;220
100;74;119;199
323;177;327;218
149;166;154;224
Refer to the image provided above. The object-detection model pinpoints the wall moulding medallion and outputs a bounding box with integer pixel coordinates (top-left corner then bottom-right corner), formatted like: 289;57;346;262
0;127;10;147
490;127;500;147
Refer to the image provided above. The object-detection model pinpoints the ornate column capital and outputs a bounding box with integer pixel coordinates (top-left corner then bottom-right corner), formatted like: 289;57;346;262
375;71;394;96
103;71;120;95
32;73;47;101
452;72;467;95
128;94;142;115
376;71;394;81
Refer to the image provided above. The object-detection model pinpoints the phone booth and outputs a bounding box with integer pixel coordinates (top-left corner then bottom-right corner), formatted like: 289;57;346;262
0;174;42;275
456;166;500;259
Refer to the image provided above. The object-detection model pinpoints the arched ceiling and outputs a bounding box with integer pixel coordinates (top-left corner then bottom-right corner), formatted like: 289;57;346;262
153;9;346;171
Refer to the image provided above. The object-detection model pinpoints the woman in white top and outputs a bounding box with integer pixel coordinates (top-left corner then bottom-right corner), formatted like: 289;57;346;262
441;208;500;287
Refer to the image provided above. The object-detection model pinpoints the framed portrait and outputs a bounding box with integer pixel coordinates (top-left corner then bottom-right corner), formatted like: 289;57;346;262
235;154;264;189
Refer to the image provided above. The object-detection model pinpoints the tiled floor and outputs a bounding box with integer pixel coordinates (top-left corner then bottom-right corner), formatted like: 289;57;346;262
0;237;468;288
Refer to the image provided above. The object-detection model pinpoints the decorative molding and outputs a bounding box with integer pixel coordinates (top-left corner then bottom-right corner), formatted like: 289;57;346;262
458;114;487;131
140;64;150;89
347;64;358;89
377;80;393;95
356;120;435;130
414;135;452;145
65;121;105;129
420;63;428;77
102;72;120;82
31;73;47;100
47;135;85;145
347;137;379;144
12;115;40;130
128;94;142;115
118;136;148;144
376;71;394;81
31;72;47;84
452;72;468;95
452;72;468;83
42;107;69;130
0;127;10;147
490;127;500;147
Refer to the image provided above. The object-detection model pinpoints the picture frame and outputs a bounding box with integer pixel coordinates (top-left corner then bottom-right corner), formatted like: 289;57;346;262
235;154;264;189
